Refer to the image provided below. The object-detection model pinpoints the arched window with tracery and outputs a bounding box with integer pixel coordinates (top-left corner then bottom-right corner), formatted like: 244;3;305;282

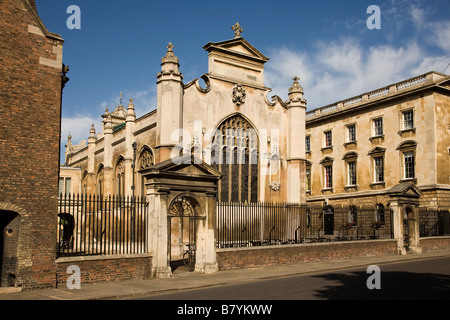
96;164;104;196
138;147;154;171
81;171;88;195
138;147;154;197
115;157;125;197
211;115;259;203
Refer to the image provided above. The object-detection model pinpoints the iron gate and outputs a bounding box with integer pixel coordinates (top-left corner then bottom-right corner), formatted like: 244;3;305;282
403;207;410;248
169;196;202;272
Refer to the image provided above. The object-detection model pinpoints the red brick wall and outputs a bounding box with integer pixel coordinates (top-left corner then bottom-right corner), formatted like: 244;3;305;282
217;240;398;270
55;255;152;287
420;237;450;252
0;0;63;288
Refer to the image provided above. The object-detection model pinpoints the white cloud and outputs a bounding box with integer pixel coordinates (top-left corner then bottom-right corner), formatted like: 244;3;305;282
429;21;450;53
129;88;157;117
265;35;449;110
61;115;102;148
98;87;157;118
61;86;157;150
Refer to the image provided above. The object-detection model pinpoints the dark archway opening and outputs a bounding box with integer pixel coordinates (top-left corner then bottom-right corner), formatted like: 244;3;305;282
323;205;334;235
0;210;19;287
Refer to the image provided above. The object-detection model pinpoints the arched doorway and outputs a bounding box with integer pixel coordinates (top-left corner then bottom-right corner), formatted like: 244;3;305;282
169;196;202;272
323;205;334;236
0;210;20;287
403;207;413;248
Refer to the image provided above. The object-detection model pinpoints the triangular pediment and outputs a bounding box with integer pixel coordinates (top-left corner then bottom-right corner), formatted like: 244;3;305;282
203;37;269;63
141;154;221;179
389;182;422;198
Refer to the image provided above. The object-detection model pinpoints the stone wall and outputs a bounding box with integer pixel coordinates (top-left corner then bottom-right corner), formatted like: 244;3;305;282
217;240;398;270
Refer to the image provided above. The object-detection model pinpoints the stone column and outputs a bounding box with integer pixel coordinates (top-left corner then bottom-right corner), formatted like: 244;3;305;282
155;43;184;163
389;200;407;255
285;77;307;204
102;110;114;196
406;205;422;254
124;99;136;197
147;188;172;278
86;125;97;195
195;193;219;274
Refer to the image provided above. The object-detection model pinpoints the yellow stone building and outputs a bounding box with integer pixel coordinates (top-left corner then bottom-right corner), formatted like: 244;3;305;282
305;71;450;209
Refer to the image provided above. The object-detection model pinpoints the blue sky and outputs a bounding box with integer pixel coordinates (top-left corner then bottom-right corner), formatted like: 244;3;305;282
34;0;450;161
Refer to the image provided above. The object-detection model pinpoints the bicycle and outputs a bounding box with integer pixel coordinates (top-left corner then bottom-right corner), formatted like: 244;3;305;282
182;244;196;269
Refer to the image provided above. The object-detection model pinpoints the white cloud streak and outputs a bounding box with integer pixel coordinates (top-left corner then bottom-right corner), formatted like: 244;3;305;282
265;34;448;109
61;86;157;150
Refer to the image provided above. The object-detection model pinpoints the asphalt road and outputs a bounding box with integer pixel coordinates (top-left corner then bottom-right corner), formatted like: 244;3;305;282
134;256;450;300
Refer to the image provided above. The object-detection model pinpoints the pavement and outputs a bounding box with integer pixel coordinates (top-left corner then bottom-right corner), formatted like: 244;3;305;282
1;248;450;300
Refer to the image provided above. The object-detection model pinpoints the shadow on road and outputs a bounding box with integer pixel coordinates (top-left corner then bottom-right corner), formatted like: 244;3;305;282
312;271;450;300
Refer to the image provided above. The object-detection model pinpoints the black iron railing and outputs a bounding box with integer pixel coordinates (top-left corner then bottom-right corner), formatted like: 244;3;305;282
216;202;304;248
419;208;450;237
57;194;148;257
216;202;393;248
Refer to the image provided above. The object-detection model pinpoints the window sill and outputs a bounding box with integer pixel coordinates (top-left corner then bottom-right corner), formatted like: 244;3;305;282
369;134;385;142
398;128;416;136
344;185;358;191
321;146;333;152
321;188;334;193
399;178;417;184
344;141;357;147
370;182;386;188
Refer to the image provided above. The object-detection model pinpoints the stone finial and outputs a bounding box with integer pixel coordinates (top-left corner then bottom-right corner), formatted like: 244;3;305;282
104;111;113;130
128;98;134;110
127;98;136;119
289;76;303;92
288;76;304;101
232;22;243;38
161;42;179;65
89;124;96;136
89;124;97;143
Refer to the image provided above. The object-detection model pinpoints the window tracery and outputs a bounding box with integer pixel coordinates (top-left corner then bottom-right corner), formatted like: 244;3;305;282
211;115;258;202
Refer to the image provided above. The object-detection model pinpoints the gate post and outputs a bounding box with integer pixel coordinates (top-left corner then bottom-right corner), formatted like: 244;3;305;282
389;200;407;255
147;189;172;278
404;206;422;254
195;192;219;274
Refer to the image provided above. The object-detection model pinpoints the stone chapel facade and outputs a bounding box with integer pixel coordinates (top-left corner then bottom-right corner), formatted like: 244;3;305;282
63;27;308;206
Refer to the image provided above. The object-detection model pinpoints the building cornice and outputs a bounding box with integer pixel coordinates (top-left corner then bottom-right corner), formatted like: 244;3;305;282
306;72;449;125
